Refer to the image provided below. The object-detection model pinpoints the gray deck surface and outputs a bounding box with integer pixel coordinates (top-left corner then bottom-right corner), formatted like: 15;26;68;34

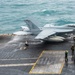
0;35;75;75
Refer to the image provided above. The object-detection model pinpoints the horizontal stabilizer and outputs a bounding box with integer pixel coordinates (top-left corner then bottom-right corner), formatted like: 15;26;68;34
13;31;31;35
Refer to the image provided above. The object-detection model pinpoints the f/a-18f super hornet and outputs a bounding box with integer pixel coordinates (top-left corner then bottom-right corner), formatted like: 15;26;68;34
13;20;75;42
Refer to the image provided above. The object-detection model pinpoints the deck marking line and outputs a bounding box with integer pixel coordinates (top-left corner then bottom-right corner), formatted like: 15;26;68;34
0;63;34;67
0;58;37;61
29;51;44;74
59;62;65;74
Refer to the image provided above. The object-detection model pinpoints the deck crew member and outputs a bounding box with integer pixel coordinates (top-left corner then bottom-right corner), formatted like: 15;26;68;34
73;37;75;46
65;50;68;65
24;41;29;49
71;45;74;60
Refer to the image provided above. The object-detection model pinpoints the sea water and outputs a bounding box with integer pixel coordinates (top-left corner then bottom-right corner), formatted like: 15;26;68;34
0;0;75;34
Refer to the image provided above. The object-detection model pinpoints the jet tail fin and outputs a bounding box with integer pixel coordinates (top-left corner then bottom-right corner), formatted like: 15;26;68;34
24;20;40;35
24;20;40;31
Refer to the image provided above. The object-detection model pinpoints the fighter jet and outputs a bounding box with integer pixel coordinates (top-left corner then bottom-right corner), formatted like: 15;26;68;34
13;20;75;42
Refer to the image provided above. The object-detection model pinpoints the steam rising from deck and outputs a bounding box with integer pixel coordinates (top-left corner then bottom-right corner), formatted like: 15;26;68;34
8;36;26;44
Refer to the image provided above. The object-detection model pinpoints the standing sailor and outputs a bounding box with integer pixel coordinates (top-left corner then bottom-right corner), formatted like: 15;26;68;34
71;45;74;60
65;50;68;66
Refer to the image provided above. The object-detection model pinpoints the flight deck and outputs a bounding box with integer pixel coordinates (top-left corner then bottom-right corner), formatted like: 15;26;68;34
0;34;75;75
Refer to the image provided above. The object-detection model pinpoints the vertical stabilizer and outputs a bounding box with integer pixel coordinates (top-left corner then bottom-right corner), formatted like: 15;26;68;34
24;20;40;30
24;20;40;35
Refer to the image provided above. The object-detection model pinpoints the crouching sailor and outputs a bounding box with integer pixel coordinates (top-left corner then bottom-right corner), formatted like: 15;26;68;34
24;41;29;50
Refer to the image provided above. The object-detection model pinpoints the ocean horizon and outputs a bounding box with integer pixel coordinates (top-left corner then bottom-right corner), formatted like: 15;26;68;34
0;0;75;34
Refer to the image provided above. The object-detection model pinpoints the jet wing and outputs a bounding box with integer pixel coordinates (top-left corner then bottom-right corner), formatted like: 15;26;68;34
35;29;56;39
